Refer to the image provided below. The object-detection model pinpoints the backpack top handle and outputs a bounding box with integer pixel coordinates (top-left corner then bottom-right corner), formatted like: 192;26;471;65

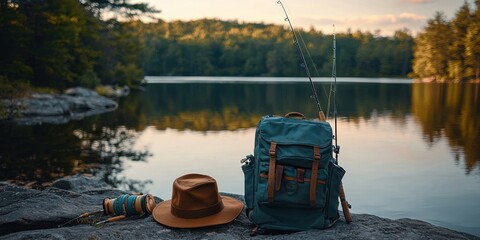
284;112;305;119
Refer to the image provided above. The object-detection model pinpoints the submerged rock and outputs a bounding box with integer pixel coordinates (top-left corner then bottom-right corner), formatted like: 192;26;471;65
0;175;478;239
8;87;118;125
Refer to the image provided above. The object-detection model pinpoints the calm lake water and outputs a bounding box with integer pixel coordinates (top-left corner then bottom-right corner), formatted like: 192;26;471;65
1;77;479;236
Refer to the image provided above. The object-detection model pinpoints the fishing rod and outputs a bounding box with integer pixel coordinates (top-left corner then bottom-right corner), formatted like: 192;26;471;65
276;0;325;120
58;193;156;227
332;25;339;158
57;210;104;227
276;1;352;223
331;26;352;223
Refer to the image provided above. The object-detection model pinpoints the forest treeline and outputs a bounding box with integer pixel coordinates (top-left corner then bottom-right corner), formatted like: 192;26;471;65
1;0;479;97
411;1;480;82
138;20;413;78
0;0;157;92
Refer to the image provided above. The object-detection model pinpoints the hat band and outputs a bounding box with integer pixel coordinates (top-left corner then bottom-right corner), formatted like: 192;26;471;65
171;200;224;219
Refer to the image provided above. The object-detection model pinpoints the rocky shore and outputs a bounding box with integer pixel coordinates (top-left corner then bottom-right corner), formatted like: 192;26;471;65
1;175;478;240
3;87;117;125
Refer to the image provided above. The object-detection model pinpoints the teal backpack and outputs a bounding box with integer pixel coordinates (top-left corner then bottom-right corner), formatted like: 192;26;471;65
242;112;346;234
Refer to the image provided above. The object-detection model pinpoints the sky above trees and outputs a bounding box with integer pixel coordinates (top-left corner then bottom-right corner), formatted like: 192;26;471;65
133;0;471;36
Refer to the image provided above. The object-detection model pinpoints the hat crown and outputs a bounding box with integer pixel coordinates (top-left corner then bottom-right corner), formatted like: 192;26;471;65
170;174;224;219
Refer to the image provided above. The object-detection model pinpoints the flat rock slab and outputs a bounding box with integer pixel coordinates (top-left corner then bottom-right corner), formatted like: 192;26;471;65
1;175;478;240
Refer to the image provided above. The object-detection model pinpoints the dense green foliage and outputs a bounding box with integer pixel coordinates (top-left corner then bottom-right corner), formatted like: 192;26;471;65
138;19;414;77
411;1;480;82
0;0;156;91
2;0;478;92
0;76;29;118
1;0;415;94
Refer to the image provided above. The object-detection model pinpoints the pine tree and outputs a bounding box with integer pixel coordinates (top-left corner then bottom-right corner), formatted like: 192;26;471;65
465;0;480;80
412;12;452;81
0;0;33;82
448;1;471;81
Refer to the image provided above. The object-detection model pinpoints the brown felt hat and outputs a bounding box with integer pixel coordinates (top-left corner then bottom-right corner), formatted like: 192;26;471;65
152;173;243;228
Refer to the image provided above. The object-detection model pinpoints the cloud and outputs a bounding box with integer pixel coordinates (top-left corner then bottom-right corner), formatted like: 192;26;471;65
348;13;427;24
296;13;428;36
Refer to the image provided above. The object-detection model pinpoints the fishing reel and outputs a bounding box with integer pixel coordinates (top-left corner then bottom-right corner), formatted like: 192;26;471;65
103;193;156;217
58;193;157;227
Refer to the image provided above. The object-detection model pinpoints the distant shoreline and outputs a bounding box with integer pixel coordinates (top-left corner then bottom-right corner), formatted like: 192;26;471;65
144;76;413;84
144;76;480;84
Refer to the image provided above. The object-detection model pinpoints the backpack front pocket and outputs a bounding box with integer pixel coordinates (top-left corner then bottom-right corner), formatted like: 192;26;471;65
258;164;328;208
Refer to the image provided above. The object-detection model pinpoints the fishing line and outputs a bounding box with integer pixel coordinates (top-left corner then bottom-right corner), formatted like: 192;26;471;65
277;0;323;113
296;28;331;109
277;1;340;157
327;25;336;120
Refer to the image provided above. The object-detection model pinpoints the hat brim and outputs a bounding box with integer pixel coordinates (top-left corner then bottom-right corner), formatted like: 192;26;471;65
152;196;244;228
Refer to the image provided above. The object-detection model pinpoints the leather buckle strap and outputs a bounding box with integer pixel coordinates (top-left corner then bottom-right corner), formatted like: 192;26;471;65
269;147;276;157
296;168;305;183
310;146;320;207
268;142;277;203
258;172;326;185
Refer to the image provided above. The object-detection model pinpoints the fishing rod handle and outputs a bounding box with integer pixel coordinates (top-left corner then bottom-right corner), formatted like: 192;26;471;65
318;111;326;121
94;215;126;225
106;215;126;223
339;183;353;223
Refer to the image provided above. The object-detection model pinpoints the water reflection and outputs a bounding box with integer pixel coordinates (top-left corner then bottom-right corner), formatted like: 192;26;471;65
0;117;151;192
1;81;478;191
2;80;478;236
73;125;152;192
137;82;412;130
412;83;480;174
0;123;91;187
135;82;477;175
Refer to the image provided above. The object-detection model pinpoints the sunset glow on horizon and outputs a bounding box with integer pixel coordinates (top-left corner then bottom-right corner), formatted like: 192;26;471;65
135;0;470;36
